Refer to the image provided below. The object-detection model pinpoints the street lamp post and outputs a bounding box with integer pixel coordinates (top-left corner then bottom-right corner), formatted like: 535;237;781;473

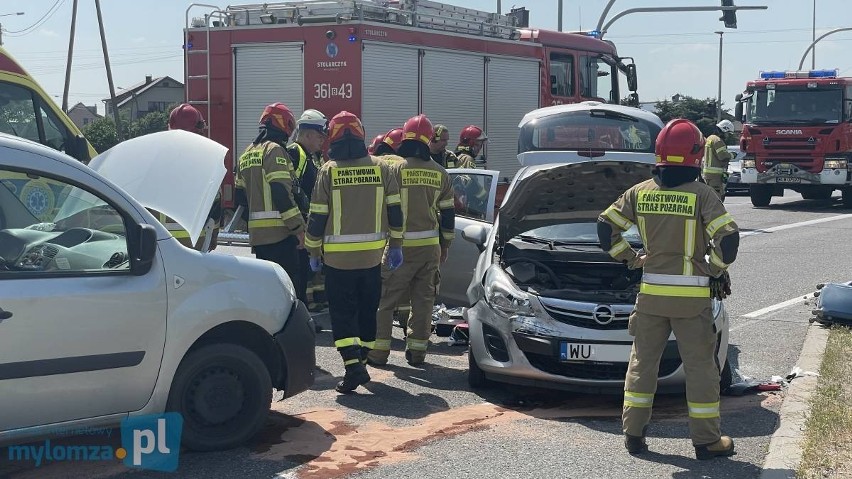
0;11;25;46
811;0;816;69
716;31;724;123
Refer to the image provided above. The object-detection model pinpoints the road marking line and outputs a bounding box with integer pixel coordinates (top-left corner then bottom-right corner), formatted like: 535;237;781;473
741;293;815;319
741;214;852;238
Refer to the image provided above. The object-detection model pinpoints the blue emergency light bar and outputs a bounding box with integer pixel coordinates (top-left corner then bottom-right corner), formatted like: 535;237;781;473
759;69;838;79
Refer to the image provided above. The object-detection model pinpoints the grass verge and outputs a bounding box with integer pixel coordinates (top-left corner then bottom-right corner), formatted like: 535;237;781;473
797;325;852;479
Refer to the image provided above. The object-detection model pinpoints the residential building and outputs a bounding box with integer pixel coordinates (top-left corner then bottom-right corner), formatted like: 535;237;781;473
66;103;102;130
103;75;185;120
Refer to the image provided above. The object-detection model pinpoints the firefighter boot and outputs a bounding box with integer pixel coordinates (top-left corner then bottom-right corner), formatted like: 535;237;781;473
336;362;371;394
694;436;735;460
624;426;648;454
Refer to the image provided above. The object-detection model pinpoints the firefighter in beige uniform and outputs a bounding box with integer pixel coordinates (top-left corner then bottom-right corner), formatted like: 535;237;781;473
598;119;740;460
305;111;404;393
368;114;455;366
429;124;469;168
235;103;305;287
702;119;735;201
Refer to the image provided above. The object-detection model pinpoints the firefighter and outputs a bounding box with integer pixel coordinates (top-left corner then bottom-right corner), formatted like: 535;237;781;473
702;119;735;201
305;111;404;393
429;124;470;168
454;125;488;169
160;103;222;251
597;118;740;460
289;109;328;327
368;114;455;366
235;102;306;303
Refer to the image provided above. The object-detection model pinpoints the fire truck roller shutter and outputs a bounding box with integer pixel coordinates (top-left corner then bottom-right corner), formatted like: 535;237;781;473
486;56;540;180
361;42;419;140
234;43;304;160
422;50;485;158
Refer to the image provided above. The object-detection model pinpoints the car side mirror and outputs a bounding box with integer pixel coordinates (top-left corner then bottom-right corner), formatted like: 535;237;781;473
131;223;158;275
65;135;90;162
462;224;488;252
626;63;638;92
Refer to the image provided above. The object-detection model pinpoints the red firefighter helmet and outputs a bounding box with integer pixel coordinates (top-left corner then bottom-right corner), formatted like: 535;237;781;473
402;115;434;146
383;128;405;151
368;134;386;154
168;103;205;133
459;125;488;147
327;111;366;144
655;119;705;168
259;102;296;135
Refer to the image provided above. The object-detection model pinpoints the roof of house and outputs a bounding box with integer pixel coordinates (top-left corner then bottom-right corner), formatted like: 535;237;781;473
103;75;184;107
69;102;101;117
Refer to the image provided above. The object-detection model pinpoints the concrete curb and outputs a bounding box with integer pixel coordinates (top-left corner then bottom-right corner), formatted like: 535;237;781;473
759;321;830;479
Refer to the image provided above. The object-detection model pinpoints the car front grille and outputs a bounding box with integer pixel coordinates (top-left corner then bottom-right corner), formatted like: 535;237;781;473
539;297;632;331
524;352;682;380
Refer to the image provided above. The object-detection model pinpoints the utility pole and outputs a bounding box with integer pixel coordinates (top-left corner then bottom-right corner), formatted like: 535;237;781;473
715;31;724;123
496;0;500;14
95;0;122;141
0;11;26;46
557;0;563;32
62;0;79;113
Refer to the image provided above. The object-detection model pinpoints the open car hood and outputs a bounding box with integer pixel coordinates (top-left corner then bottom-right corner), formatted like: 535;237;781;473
88;130;227;246
497;160;654;244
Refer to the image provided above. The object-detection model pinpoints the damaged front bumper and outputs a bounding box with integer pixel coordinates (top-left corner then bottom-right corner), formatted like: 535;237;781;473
272;300;316;398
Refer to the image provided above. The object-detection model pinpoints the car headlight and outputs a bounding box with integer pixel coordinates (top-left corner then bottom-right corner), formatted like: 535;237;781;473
824;159;847;169
742;159;756;168
484;265;536;318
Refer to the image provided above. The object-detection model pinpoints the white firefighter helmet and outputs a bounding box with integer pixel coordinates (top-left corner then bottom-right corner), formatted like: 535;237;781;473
297;109;328;133
716;119;734;134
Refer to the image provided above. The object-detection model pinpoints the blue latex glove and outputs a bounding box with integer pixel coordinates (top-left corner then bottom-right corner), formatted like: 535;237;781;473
387;247;403;270
309;256;322;273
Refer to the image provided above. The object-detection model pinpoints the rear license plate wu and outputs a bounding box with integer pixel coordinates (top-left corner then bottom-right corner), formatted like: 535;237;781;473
776;177;801;184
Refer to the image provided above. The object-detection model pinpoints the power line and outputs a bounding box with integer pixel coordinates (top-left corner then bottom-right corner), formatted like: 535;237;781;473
4;0;66;35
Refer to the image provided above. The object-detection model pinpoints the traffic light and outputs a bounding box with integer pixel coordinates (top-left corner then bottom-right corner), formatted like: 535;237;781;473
720;0;737;29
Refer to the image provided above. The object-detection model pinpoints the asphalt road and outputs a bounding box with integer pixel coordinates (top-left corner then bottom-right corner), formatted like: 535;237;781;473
3;192;850;479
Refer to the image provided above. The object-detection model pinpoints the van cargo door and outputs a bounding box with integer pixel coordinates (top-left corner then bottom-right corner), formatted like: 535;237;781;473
486;56;540;181
361;42;419;139
234;43;304;157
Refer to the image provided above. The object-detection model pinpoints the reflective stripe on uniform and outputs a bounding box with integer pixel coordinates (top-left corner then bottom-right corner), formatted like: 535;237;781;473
643;273;709;287
688;401;720;419
249;218;285;229
710;250;729;269
361;340;376;349
684;219;696;276
438;198;454;209
332;190;342;236
324;239;387;252
335;337;361;348
406;338;428;351
441;231;455;241
715;145;728;154
608;239;630;257
404;230;439;240
603;206;634;230
387;193;401;205
250;211;283;220
637;216;648;250
310;202;329;214
403;237;440;247
373;339;392;351
325;232;386;243
640;283;711;298
624;391;654;408
375;186;384;234
390;230;404;239
265;170;291;183
706;213;734;237
343;358;361;366
304;237;322;248
703;166;726;175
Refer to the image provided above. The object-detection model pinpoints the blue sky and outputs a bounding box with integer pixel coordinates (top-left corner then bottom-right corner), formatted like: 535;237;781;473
3;0;851;114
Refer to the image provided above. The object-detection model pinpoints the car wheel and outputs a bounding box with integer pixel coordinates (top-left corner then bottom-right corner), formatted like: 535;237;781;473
166;343;272;451
468;347;490;389
801;188;833;200
720;360;733;392
750;185;772;207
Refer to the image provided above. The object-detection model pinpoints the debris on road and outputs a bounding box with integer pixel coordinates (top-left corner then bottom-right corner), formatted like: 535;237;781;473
811;281;852;326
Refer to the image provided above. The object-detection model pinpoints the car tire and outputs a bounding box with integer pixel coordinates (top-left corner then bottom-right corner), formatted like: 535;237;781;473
166;343;272;452
801;188;833;201
749;185;772;207
468;347;490;389
720;360;733;393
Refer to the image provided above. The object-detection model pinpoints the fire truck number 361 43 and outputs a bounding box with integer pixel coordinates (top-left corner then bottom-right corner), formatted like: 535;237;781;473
313;83;353;99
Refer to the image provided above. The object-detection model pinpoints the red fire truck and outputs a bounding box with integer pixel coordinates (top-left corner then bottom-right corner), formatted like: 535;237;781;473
183;0;639;212
735;69;852;207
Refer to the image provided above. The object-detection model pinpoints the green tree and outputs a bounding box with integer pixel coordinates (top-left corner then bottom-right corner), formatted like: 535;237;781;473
82;117;120;152
654;95;735;143
129;110;169;138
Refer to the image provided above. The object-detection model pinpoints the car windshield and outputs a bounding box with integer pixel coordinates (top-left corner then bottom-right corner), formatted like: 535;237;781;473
747;88;843;125
518;109;661;153
518;222;643;246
